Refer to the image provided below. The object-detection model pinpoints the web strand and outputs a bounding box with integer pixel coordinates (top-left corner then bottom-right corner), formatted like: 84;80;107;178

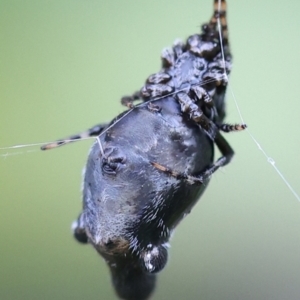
216;0;300;203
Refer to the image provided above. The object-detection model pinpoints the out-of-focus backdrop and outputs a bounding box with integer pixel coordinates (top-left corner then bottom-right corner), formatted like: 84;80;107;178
1;1;300;299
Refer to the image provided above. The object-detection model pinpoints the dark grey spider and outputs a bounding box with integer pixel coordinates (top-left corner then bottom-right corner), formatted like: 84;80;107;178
42;1;246;299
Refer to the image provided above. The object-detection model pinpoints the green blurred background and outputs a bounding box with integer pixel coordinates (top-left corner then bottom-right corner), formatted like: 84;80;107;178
1;0;300;299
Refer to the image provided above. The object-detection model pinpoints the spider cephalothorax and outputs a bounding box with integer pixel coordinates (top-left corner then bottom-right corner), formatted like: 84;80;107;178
122;0;232;134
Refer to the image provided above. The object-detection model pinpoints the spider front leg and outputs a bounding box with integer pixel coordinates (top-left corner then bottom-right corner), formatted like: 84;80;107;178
177;86;246;138
191;85;218;119
177;91;218;139
152;131;235;185
191;85;214;107
41;122;108;150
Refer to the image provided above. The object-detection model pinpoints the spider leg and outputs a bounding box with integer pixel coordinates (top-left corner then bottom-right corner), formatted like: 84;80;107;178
191;85;214;109
41;122;108;150
177;91;218;139
191;85;218;119
218;123;247;133
209;0;228;43
121;91;141;109
151;161;216;184
172;39;185;59
161;47;176;68
140;72;173;100
151;131;235;185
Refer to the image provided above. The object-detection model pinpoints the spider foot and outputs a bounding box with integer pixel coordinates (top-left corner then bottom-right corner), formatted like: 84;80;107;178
218;123;247;133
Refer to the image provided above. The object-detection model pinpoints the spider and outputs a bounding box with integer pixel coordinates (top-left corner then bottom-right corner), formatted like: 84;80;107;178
41;1;246;299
